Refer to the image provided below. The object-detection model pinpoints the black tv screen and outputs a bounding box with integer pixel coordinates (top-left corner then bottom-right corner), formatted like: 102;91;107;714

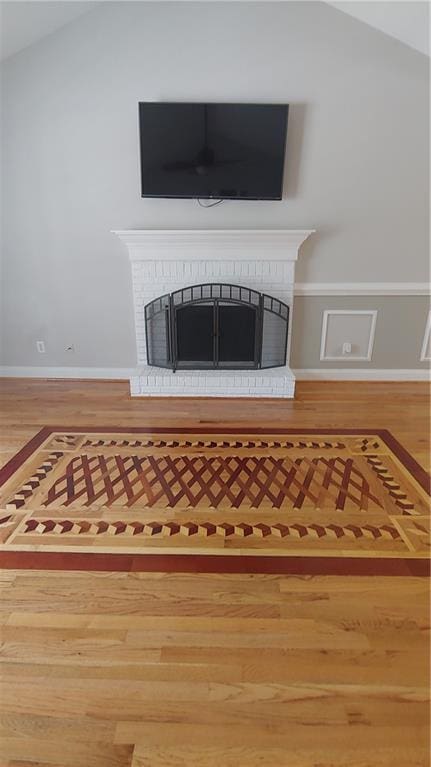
139;102;289;200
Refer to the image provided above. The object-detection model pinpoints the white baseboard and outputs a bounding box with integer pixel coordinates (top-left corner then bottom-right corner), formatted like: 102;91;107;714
293;368;431;381
1;366;429;383
0;366;137;379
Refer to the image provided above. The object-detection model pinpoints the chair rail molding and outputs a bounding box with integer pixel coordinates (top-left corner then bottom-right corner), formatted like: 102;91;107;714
294;282;431;296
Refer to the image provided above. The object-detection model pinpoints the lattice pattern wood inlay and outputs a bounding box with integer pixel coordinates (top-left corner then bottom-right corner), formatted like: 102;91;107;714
0;428;429;572
40;454;384;511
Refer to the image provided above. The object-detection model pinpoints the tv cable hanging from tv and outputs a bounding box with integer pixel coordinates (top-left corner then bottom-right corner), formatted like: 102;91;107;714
197;198;225;208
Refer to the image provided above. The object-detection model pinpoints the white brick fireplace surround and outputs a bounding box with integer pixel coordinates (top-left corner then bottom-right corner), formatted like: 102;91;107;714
113;229;315;398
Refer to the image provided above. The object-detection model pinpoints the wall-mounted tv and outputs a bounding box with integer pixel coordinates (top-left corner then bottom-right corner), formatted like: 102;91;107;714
138;102;289;200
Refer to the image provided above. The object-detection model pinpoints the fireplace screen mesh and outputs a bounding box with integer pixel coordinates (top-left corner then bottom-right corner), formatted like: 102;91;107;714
145;283;289;371
145;293;171;368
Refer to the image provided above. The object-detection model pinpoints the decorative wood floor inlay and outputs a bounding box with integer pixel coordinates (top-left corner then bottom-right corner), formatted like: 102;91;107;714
0;427;429;575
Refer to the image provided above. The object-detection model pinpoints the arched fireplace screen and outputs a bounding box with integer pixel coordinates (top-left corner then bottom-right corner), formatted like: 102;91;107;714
145;283;289;371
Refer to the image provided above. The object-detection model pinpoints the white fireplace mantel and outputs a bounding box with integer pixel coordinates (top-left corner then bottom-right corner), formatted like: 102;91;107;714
113;229;314;261
113;228;315;398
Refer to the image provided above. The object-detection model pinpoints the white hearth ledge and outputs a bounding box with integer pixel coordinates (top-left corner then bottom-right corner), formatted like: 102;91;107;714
113;228;315;398
130;366;296;398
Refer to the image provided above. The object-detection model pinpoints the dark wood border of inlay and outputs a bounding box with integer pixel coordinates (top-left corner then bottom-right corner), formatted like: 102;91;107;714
1;426;429;494
0;551;429;576
0;426;52;487
377;429;430;495
1;426;429;576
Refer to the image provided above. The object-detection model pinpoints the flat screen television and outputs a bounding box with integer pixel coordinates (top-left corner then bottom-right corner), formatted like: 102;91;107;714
138;102;289;200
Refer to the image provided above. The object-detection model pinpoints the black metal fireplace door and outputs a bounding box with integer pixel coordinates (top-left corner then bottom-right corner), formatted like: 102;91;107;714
145;283;289;372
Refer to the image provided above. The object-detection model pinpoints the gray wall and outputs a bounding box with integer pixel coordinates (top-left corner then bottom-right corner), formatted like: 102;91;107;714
0;1;429;370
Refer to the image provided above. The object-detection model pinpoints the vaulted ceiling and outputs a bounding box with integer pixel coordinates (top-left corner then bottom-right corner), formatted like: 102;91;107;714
0;1;429;63
0;1;102;61
328;1;429;56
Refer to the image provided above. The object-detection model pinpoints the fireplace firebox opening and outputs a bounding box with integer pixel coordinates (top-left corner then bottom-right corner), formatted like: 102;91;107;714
145;283;289;372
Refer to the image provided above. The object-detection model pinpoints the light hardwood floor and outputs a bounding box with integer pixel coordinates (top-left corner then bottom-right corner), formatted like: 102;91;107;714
0;379;429;767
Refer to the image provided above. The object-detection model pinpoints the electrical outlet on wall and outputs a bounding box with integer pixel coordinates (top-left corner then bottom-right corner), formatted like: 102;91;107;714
342;342;352;355
36;340;46;353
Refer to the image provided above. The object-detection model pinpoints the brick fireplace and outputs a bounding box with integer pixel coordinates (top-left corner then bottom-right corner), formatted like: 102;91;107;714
113;229;314;397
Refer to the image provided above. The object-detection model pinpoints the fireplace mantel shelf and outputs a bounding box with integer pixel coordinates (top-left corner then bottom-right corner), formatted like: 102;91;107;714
112;229;315;262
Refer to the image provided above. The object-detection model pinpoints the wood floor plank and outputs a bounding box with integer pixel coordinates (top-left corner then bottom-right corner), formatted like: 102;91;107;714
0;713;115;743
1;736;133;767
130;742;429;767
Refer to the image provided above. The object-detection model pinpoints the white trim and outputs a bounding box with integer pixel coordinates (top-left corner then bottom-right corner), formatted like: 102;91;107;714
320;310;377;362
0;366;429;383
294;282;430;296
420;310;431;361
112;229;315;262
0;367;137;379
294;369;431;381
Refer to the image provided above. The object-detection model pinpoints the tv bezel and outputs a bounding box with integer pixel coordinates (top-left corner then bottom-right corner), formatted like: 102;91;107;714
138;101;289;201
